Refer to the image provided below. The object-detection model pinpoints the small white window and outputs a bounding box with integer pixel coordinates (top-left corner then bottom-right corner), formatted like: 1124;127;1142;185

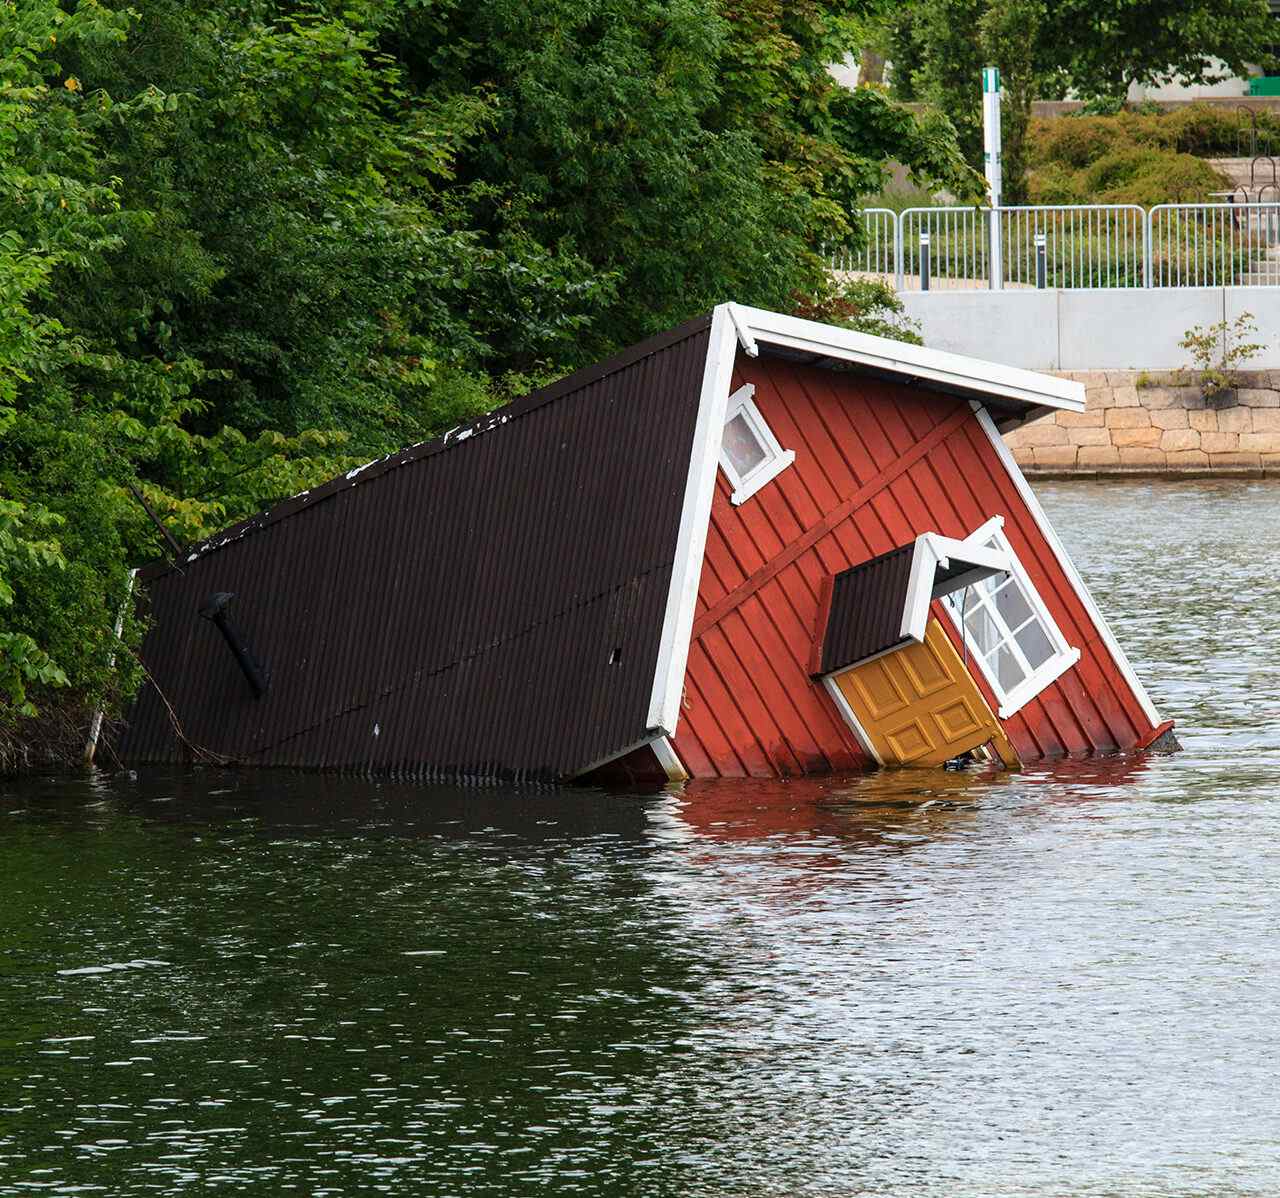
941;516;1080;719
718;384;794;506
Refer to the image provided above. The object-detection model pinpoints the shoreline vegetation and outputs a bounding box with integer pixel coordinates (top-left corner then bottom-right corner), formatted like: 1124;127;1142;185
0;0;970;776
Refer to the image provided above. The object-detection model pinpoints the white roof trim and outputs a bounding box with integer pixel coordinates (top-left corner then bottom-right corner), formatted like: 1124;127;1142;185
725;303;1084;413
899;533;1010;644
645;306;740;734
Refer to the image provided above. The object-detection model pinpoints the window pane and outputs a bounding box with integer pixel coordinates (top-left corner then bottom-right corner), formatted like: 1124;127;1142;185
723;412;768;478
1015;617;1056;670
989;641;1026;692
964;604;1002;657
993;580;1034;632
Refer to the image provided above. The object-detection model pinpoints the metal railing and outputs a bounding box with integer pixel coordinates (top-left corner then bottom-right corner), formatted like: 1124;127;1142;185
1149;202;1280;287
829;207;898;283
899;207;989;291
835;202;1280;290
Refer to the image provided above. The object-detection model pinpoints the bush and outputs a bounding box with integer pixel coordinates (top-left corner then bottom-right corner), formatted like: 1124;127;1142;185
1074;148;1228;205
1033;118;1126;168
1030;103;1280;176
1027;105;1238;205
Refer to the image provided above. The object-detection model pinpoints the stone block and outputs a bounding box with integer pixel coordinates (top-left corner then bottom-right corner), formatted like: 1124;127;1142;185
1073;371;1110;388
1138;388;1176;410
1160;429;1201;452
1251;408;1280;431
1106;408;1152;428
1142;386;1202;410
1018;422;1070;447
1084;387;1112;410
1209;452;1262;468
1110;426;1162;448
1011;445;1036;467
1166;450;1210;467
1189;410;1218;432
1200;431;1240;454
1239;432;1280;453
1118;447;1167;467
1106;371;1140;387
1151;408;1189;430
1235;388;1280;407
1263;453;1280;468
1217;406;1253;433
1033;446;1079;468
1070;427;1112;447
1110;385;1140;408
1057;409;1106;428
1077;446;1120;467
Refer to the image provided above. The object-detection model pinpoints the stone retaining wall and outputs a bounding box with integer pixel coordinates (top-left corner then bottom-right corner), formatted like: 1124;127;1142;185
1004;370;1280;475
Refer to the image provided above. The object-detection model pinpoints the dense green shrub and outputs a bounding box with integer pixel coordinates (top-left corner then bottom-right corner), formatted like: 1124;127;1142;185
1027;105;1239;203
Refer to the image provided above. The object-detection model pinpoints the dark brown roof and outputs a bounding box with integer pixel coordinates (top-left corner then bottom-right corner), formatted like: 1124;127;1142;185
814;544;916;677
119;316;713;780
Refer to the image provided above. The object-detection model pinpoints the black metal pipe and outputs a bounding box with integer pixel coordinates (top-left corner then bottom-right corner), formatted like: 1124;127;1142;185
198;592;269;698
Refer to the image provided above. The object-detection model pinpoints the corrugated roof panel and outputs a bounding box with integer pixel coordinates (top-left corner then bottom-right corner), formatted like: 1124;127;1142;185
119;319;713;780
818;545;915;676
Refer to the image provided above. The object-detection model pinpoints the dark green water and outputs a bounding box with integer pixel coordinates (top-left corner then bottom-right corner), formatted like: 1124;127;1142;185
2;479;1279;1197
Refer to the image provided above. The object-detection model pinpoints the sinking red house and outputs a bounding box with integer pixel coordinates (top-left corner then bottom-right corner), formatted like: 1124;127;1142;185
120;304;1176;780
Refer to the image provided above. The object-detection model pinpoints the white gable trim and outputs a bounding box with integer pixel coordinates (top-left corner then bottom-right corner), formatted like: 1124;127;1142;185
970;401;1162;728
898;532;1010;645
645;305;740;734
725;303;1084;413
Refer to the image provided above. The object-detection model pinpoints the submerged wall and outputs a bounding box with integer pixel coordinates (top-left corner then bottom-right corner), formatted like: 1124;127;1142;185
1003;370;1280;475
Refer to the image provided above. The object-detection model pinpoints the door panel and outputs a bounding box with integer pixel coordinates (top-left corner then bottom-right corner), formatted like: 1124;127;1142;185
831;618;1019;768
850;659;909;720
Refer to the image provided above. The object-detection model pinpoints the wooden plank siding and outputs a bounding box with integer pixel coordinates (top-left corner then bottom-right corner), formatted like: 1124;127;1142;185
670;356;1157;778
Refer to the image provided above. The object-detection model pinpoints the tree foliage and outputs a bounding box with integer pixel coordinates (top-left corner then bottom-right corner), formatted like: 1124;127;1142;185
1;0;965;765
890;0;1276;200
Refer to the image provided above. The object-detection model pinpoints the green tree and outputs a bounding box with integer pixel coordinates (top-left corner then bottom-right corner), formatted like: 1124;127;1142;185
891;0;1275;200
1044;0;1276;102
980;0;1043;204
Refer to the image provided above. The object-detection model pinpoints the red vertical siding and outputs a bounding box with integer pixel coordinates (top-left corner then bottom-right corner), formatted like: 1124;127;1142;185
670;357;1156;778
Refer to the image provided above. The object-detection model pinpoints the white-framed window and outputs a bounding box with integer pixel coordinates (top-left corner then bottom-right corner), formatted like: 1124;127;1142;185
718;383;795;506
941;516;1080;719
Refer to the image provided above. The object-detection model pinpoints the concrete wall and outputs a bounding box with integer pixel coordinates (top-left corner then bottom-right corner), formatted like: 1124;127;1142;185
1002;370;1280;475
901;287;1280;371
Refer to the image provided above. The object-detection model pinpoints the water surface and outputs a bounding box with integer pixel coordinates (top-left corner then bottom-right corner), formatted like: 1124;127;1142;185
2;479;1278;1196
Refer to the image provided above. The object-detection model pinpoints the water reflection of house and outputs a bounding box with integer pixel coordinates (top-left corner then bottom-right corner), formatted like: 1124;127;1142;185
122;305;1174;781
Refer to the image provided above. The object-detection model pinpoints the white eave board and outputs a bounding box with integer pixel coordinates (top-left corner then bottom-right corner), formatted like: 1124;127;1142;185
726;303;1084;414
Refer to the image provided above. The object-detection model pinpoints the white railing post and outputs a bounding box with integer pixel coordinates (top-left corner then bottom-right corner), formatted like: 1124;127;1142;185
895;210;904;292
989;208;1003;290
1144;208;1152;288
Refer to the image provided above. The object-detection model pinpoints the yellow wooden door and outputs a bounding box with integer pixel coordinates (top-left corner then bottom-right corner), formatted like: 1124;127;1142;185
831;617;1018;768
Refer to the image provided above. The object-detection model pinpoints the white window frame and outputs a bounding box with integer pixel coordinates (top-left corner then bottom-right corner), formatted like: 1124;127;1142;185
718;384;795;506
941;516;1080;719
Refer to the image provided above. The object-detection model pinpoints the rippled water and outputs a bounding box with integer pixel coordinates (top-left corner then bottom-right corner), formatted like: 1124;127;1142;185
2;479;1279;1196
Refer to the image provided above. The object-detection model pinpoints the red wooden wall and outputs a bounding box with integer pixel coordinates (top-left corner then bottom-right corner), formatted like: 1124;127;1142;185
669;355;1157;778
